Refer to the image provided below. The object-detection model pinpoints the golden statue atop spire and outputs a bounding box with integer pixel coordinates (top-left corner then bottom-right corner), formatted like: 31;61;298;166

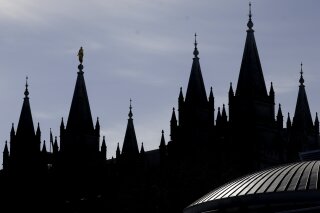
77;47;84;64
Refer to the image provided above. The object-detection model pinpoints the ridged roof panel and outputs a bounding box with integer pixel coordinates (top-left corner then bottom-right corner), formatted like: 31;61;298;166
190;161;320;207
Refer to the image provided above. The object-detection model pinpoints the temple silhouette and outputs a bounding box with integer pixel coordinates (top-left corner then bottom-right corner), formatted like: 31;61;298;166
1;4;319;213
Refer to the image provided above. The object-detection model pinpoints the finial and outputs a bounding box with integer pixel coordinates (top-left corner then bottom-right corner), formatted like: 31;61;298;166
128;99;133;118
193;33;199;57
24;76;29;97
77;47;84;71
247;2;254;30
173;107;175;111
162;130;164;134
299;62;304;85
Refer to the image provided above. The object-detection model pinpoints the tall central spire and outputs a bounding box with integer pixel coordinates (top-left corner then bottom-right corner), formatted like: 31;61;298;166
66;47;94;133
235;2;268;98
185;33;208;105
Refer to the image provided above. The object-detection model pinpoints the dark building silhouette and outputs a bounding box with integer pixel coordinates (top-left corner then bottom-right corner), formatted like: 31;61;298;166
0;4;319;213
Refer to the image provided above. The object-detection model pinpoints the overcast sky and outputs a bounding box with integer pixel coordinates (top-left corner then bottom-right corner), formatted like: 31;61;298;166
0;0;319;165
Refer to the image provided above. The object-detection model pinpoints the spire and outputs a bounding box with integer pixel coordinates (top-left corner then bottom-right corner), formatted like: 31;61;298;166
160;130;166;148
36;122;41;137
315;113;319;134
95;117;100;130
4;141;9;155
101;136;107;160
50;128;53;153
121;100;139;158
185;34;208;105
116;142;121;159
193;33;199;58
95;117;100;136
170;108;177;141
53;136;59;154
216;107;222;126
66;48;94;134
269;82;274;96
222;104;227;121
171;107;177;124
10;123;15;137
287;112;292;129
140;142;145;154
179;87;184;101
229;82;234;96
235;3;268;98
16;77;35;138
60;117;65;130
277;104;283;129
292;63;313;132
3;141;9;170
42;140;47;153
209;87;214;103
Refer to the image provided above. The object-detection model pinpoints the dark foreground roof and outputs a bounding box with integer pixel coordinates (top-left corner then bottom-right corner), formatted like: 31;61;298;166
185;161;320;213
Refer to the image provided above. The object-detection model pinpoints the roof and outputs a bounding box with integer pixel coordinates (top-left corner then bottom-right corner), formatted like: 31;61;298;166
185;161;320;213
66;69;94;134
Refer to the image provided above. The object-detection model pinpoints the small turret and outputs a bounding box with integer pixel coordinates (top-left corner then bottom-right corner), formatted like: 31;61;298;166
3;141;9;171
10;123;15;154
101;136;106;160
178;87;184;124
116;142;121;160
159;130;167;162
216;107;222;127
276;104;283;129
209;87;215;124
60;117;65;133
42;140;47;153
49;128;53;153
140;142;145;155
95;117;100;137
53;136;59;154
121;100;139;159
170;108;177;141
10;123;15;139
228;82;234;98
36;123;41;148
221;104;227;124
269;82;275;97
287;113;292;130
315;113;319;135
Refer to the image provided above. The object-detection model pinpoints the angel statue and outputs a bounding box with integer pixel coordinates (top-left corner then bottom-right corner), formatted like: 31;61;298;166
78;47;84;64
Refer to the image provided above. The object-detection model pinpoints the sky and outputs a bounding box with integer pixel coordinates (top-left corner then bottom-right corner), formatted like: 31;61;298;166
0;0;320;165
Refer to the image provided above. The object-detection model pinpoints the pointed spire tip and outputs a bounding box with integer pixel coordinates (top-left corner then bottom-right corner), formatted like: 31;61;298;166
193;33;199;57
24;76;29;97
247;2;254;30
299;62;305;85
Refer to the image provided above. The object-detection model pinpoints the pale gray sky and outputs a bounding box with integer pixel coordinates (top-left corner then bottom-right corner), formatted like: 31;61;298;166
0;0;320;165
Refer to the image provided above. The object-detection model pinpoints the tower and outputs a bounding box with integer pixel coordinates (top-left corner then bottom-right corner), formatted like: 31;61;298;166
228;3;279;171
8;77;42;174
58;47;100;169
170;34;215;155
288;64;319;160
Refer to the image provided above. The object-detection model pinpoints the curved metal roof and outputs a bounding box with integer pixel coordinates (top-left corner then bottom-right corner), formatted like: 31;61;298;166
185;161;320;213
